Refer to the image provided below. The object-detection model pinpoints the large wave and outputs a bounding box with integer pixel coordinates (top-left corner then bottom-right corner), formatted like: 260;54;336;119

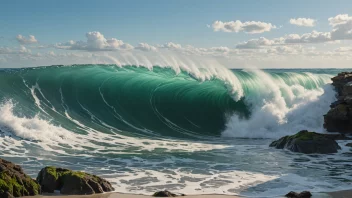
1;64;352;196
0;64;340;144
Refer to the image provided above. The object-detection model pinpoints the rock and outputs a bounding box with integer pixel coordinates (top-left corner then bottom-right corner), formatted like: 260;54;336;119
153;190;181;197
324;104;352;133
270;130;341;154
0;158;41;197
343;82;352;96
324;72;352;133
346;143;352;147
330;99;345;108
331;72;352;96
321;133;352;140
345;96;352;105
285;191;312;198
37;166;114;195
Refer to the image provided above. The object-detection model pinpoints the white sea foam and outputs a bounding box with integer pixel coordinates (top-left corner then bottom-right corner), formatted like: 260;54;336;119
0;99;229;154
222;69;336;138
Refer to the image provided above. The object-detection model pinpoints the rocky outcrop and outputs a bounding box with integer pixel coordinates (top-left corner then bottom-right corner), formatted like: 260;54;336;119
36;166;114;195
270;130;341;154
285;191;312;198
0;158;41;198
324;72;352;133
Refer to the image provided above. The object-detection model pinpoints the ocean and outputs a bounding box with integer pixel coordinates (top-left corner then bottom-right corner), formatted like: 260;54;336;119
0;65;351;197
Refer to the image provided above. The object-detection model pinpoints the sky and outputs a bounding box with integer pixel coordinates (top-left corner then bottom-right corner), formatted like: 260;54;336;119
1;0;352;68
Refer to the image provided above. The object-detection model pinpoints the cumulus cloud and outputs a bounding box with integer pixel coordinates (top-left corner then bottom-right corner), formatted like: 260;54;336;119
212;20;276;34
329;14;352;40
328;14;352;26
56;31;133;51
287;14;352;42
289;18;316;27
16;35;38;44
235;14;352;48
135;43;157;52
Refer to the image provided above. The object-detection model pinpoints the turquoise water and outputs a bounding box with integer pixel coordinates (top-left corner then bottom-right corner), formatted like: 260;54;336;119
0;65;351;197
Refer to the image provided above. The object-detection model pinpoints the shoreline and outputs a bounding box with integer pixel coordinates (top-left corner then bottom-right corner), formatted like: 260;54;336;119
31;193;241;198
26;189;352;198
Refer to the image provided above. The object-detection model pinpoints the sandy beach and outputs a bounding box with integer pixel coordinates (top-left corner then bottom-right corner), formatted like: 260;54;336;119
32;193;241;198
27;190;352;198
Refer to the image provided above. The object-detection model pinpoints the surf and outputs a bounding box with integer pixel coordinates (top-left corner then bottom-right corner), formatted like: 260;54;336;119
1;64;352;196
0;65;338;141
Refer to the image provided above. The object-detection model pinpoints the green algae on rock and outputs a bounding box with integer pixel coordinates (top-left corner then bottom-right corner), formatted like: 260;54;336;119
37;166;114;195
270;130;341;154
0;158;40;198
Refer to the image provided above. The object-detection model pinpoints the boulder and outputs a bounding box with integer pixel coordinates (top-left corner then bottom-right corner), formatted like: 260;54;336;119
270;130;341;154
153;190;183;197
285;191;312;198
37;166;114;195
0;158;40;198
346;143;352;147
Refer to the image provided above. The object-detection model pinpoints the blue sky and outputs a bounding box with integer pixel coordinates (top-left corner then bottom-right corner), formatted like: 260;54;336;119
1;0;350;47
1;0;352;68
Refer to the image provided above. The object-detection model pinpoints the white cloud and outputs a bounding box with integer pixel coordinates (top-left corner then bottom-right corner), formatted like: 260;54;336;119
235;14;352;48
16;35;38;44
329;14;352;40
210;46;230;53
0;46;31;54
328;14;352;26
135;43;157;52
236;31;333;49
267;46;303;54
289;18;316;27
284;31;331;43
56;31;133;51
160;42;183;50
335;47;352;52
212;20;276;34
236;37;280;49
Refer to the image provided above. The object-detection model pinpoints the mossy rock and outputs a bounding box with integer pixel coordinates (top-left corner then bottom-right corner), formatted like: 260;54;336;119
270;130;341;154
0;158;40;197
37;166;114;195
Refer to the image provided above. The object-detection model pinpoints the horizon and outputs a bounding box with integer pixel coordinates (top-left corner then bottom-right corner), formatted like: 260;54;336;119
1;0;352;68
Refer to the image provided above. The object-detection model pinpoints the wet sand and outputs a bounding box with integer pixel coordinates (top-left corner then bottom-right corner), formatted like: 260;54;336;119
30;189;352;198
33;193;241;198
